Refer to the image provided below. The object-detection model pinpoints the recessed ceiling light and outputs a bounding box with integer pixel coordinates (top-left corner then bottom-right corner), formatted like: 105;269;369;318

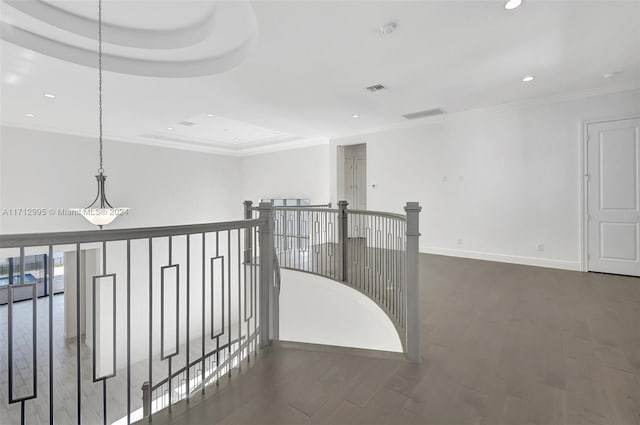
207;114;213;117
233;138;240;142
44;93;56;99
25;113;34;117
167;127;174;130
522;75;535;82
275;130;281;133
504;0;523;10
352;114;360;118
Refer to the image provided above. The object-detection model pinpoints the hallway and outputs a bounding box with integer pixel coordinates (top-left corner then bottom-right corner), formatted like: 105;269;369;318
145;254;640;425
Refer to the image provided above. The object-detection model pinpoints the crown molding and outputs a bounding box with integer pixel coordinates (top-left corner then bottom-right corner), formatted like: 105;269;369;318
0;122;328;157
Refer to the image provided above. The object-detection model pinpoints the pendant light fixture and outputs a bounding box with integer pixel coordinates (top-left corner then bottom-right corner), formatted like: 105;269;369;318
73;0;128;228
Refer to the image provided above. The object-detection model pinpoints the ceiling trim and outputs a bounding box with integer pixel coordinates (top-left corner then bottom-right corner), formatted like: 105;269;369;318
0;0;258;77
3;0;218;49
0;122;329;157
137;132;304;151
1;22;256;77
3;85;636;157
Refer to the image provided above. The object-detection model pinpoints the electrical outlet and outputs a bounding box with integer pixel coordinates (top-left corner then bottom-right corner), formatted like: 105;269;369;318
537;244;544;252
443;176;448;182
457;238;463;245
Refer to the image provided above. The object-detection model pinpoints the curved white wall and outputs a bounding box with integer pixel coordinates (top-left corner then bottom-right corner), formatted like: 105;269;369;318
279;269;403;353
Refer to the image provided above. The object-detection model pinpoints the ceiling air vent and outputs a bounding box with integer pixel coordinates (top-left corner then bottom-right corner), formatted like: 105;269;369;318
402;108;447;120
179;121;196;126
366;84;386;92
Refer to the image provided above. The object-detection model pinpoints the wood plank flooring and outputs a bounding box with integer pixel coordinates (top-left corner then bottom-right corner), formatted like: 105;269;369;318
146;254;640;425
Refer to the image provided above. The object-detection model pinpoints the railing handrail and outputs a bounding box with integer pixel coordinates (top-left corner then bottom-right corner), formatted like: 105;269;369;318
273;207;336;213
262;205;406;221
274;203;332;209
249;203;332;212
0;218;263;248
345;209;407;221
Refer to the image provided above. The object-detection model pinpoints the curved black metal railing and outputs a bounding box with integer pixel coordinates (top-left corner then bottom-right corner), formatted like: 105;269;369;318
245;200;421;361
0;200;418;425
0;215;277;425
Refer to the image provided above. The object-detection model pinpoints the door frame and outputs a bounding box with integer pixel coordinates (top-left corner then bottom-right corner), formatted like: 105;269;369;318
580;115;640;272
337;142;367;209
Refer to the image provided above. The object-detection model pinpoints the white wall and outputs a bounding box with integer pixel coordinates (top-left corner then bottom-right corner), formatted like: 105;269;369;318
0;126;242;234
331;89;640;270
240;143;330;205
279;269;402;353
0;126;245;367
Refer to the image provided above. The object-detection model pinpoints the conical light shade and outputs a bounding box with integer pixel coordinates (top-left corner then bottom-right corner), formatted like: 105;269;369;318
75;208;128;227
73;173;128;228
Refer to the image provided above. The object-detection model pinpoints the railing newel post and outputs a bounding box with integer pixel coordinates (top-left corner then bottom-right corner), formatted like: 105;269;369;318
258;201;275;346
141;381;150;417
338;200;348;282
243;200;253;263
404;202;422;363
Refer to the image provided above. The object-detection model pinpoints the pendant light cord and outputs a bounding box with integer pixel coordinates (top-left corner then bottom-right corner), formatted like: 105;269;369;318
98;0;104;174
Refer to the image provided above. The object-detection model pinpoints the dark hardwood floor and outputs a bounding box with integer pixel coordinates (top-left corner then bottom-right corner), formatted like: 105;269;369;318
145;254;640;425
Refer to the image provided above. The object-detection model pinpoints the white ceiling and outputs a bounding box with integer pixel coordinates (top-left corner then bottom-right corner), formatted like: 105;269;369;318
1;0;639;156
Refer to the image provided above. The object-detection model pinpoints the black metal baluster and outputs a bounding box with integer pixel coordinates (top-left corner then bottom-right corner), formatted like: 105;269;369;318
201;233;205;393
227;230;231;377
215;232;220;385
186;235;190;401
148;238;153;419
126;240;131;424
102;241;107;425
237;229;241;367
253;226;258;358
167;236;172;411
76;243;81;425
48;245;54;425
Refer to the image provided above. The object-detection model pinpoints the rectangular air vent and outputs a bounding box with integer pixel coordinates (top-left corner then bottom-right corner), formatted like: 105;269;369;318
366;84;386;92
402;108;447;120
179;121;196;126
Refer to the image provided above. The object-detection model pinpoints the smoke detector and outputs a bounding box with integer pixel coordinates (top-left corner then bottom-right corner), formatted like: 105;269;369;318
379;22;397;35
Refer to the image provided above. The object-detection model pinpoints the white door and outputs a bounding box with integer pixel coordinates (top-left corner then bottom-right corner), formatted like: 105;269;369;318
344;144;366;210
587;118;640;276
345;158;354;207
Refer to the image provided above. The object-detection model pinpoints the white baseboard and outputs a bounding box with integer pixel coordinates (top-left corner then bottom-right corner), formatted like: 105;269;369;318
420;246;582;271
